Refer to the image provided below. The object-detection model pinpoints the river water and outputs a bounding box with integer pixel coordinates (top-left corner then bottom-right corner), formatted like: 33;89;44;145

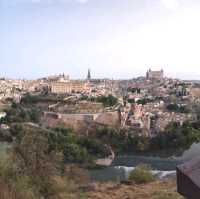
89;142;200;182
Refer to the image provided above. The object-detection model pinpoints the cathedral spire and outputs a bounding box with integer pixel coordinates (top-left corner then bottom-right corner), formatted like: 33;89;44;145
87;68;91;80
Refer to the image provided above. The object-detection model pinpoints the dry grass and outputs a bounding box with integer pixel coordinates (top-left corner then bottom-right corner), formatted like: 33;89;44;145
0;177;183;199
86;179;184;199
0;182;24;199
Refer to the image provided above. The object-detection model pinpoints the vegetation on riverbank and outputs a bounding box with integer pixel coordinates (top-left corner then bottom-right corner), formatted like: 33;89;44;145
0;123;111;167
128;164;155;184
91;121;200;154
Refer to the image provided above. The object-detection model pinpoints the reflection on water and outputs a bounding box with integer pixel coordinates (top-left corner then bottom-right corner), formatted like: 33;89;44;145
89;142;200;182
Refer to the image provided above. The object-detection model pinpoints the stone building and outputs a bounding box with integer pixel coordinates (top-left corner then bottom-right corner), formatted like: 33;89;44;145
146;68;164;80
50;74;90;94
50;82;71;94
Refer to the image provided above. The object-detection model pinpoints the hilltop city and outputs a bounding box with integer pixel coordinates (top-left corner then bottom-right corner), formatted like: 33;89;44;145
0;68;200;138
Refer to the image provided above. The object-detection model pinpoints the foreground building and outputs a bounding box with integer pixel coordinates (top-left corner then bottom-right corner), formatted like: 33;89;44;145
177;157;200;199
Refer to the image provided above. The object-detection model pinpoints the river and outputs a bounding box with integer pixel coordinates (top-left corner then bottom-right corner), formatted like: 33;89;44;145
89;142;200;182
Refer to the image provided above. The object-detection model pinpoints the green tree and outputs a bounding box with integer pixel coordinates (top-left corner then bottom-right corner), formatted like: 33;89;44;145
12;126;60;198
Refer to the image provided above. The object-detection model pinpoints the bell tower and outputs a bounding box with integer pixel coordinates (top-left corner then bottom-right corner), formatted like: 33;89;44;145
87;68;91;80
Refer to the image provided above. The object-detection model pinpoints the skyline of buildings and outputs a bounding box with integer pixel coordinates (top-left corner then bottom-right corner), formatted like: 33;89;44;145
0;67;198;81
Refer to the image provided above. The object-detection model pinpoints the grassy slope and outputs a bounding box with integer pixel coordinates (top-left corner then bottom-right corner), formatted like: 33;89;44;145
86;179;183;199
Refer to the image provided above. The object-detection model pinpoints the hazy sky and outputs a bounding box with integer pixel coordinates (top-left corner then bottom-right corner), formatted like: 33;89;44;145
1;0;200;79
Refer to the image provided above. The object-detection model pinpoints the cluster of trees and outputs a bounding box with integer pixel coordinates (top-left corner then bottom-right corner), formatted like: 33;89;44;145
2;93;71;125
127;96;163;105
91;122;200;154
95;95;118;107
0;124;88;199
92;127;150;153
166;103;190;113
1;102;42;124
136;98;154;105
80;94;118;107
127;98;135;103
151;122;200;151
92;127;127;153
21;93;63;104
1;124;111;167
127;87;141;94
134;121;200;152
47;127;111;166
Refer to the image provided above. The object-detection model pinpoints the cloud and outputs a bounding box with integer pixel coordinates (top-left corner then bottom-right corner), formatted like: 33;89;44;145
161;0;180;10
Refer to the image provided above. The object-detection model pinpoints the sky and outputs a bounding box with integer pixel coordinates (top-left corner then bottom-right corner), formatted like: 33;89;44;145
1;0;200;80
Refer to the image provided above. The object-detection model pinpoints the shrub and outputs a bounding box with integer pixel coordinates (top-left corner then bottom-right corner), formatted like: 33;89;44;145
96;95;118;107
128;164;155;184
